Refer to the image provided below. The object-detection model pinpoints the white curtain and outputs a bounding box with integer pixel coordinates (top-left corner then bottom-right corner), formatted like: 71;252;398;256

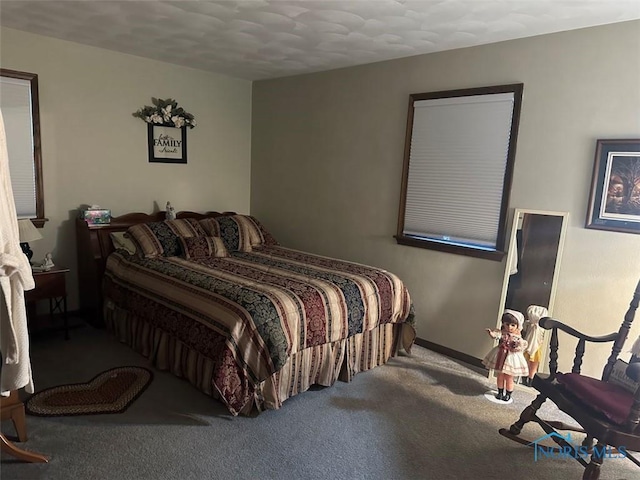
0;110;34;395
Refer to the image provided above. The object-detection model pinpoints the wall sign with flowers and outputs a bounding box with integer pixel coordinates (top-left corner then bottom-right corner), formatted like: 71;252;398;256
133;98;196;164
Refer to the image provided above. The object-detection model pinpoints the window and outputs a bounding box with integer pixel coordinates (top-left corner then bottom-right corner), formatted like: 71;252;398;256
396;84;523;260
0;69;45;227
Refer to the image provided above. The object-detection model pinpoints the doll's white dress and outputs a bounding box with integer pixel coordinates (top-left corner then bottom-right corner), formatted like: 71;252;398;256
483;330;529;376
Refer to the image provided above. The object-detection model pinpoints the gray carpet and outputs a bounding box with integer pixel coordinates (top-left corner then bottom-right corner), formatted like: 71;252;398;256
1;326;636;480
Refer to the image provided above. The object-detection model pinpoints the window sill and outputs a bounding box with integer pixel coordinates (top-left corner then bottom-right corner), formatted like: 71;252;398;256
394;235;505;261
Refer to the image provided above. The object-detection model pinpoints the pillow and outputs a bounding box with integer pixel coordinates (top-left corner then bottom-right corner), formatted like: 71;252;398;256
179;236;229;260
608;359;640;394
127;218;206;258
109;231;137;255
199;216;249;252
199;214;277;253
245;215;278;247
165;218;206;237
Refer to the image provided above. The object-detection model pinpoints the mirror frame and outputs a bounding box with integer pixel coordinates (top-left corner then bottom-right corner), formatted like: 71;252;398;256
494;208;569;374
0;68;46;227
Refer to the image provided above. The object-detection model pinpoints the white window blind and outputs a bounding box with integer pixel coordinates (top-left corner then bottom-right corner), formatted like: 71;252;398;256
403;93;516;250
0;77;37;218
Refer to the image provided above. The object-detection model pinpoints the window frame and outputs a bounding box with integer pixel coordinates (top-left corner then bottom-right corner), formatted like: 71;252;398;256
395;83;524;261
1;68;46;227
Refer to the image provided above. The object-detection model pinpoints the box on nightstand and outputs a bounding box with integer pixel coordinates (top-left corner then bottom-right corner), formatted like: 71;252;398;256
81;209;111;225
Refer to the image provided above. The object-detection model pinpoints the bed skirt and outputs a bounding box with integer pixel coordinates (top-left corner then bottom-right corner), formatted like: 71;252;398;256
104;302;413;415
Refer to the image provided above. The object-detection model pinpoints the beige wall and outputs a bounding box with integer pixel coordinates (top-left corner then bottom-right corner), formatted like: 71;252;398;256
252;21;640;377
1;27;253;310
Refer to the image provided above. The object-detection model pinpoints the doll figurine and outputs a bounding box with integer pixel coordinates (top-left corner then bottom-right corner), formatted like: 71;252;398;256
166;201;176;220
483;309;529;402
522;305;549;387
42;252;54;271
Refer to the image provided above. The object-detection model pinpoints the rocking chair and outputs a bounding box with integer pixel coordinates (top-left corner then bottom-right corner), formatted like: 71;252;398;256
499;278;640;480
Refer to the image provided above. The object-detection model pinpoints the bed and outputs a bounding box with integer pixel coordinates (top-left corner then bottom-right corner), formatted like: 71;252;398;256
75;211;415;416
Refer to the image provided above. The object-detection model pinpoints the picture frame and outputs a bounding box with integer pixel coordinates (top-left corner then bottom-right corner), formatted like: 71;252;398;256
585;139;640;234
147;124;187;164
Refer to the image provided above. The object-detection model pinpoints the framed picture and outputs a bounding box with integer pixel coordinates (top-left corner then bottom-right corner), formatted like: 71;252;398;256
586;139;640;234
147;124;187;163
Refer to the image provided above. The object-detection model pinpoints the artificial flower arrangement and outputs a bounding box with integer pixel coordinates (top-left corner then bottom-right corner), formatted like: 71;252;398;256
132;97;196;129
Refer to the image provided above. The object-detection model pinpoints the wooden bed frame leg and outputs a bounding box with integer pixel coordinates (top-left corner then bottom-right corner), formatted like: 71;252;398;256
1;434;49;463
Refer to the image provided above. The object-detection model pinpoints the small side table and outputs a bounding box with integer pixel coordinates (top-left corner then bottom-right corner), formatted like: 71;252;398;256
25;266;70;340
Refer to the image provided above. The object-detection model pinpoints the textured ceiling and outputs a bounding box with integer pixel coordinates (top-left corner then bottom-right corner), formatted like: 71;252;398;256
1;0;639;80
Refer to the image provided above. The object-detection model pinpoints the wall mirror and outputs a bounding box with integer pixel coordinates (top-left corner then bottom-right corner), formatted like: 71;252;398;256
0;68;45;226
495;208;569;374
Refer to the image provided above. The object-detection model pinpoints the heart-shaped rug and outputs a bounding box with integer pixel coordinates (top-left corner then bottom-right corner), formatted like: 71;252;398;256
26;366;153;416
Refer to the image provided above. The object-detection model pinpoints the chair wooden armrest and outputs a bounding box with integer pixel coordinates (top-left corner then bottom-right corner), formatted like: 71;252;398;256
538;317;619;343
538;316;631;381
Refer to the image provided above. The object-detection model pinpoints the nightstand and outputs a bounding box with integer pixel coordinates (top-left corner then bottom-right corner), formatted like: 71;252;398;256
25;266;70;340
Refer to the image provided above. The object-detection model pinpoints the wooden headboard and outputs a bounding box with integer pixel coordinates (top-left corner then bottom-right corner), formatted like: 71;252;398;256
75;210;235;326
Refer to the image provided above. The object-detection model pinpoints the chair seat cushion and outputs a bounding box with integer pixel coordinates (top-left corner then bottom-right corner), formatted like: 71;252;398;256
557;373;633;425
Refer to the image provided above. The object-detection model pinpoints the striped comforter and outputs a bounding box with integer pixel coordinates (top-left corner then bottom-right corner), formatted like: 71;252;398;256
104;245;414;414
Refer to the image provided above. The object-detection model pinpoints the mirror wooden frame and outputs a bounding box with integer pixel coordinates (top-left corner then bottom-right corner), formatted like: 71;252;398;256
493;208;569;375
0;68;46;227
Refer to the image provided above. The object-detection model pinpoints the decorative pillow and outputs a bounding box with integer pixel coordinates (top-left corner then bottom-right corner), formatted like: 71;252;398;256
180;236;229;260
109;231;137;255
608;359;640;394
126;218;206;258
199;216;248;252
165;218;206;237
199;214;277;252
245;215;278;247
199;217;221;237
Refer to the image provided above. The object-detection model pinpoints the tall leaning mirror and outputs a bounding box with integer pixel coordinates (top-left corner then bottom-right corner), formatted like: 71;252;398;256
0;68;45;226
495;208;569;375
